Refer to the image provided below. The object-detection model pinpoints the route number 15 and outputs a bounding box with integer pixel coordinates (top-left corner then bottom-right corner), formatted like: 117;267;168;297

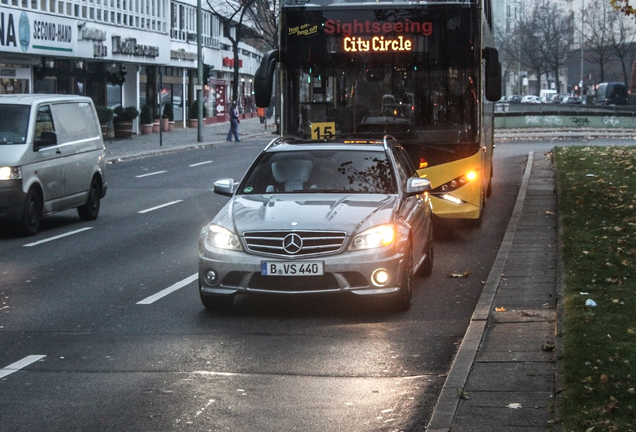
311;122;336;140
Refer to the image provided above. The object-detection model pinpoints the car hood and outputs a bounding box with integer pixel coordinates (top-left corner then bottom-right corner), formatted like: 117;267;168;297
217;194;397;234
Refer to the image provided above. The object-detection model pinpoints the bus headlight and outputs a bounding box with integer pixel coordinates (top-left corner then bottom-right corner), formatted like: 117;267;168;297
0;166;21;180
432;172;477;194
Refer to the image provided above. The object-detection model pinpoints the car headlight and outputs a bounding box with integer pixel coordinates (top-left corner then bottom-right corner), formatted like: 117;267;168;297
205;224;242;251
0;166;21;180
351;224;395;250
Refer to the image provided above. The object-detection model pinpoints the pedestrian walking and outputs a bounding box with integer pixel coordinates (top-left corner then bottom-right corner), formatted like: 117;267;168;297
257;107;266;127
226;101;241;142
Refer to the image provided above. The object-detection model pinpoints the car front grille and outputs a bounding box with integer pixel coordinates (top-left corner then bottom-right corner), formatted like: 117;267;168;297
243;230;347;257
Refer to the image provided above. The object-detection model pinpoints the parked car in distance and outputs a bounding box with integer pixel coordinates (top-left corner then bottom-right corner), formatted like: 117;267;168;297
550;94;569;104
521;95;542;104
594;82;629;105
0;94;107;236
508;95;522;104
198;139;434;312
561;96;581;104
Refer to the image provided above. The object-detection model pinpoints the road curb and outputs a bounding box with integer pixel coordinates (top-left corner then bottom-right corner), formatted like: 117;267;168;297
426;152;535;431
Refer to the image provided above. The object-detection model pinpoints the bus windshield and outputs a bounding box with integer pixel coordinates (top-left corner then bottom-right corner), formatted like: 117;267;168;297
282;7;479;151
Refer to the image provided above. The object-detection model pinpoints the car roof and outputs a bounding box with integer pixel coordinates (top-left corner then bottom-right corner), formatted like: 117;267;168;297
0;94;93;105
265;140;389;153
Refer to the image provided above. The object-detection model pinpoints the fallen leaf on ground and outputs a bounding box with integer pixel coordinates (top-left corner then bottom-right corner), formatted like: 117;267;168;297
448;270;471;278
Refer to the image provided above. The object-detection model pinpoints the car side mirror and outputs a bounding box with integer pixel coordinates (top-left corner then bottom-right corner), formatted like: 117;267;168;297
406;177;432;196
214;178;235;197
34;131;57;150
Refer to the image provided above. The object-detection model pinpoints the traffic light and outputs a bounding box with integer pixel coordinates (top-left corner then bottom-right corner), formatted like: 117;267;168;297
203;64;214;83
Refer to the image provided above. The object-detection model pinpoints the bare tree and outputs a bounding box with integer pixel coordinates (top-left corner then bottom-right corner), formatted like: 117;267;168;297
582;0;620;82
206;0;258;102
508;9;550;95
245;0;280;51
608;9;636;85
534;0;575;93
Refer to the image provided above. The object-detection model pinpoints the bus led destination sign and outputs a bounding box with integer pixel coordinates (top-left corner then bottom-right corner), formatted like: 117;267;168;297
324;19;432;53
344;35;411;52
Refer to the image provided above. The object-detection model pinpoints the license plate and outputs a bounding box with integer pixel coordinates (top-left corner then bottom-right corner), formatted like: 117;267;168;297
261;261;324;276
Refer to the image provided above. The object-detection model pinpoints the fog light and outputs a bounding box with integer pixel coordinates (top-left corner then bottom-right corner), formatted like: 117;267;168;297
371;269;389;287
204;270;217;285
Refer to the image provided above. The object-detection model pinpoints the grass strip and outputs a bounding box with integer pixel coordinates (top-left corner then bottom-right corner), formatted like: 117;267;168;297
554;146;636;431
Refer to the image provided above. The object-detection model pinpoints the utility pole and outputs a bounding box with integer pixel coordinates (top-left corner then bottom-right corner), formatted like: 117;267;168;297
197;0;203;142
580;0;585;100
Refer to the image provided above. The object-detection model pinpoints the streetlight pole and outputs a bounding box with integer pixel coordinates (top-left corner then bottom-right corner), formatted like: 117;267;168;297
197;0;203;142
580;0;585;99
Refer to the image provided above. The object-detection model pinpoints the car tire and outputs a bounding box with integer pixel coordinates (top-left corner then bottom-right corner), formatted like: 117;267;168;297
78;177;101;221
20;188;43;236
200;290;234;312
393;246;413;312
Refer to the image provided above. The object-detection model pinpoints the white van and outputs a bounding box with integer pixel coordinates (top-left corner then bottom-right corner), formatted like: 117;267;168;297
0;94;107;236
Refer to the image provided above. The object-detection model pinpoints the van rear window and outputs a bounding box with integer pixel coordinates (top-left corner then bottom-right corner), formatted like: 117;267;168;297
0;105;30;145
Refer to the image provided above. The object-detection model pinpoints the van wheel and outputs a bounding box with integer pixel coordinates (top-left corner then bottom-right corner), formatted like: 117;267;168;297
20;189;43;236
78;178;101;221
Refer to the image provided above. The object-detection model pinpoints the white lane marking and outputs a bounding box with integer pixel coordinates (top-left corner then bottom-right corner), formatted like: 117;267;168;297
137;273;198;304
138;200;183;214
136;170;167;178
189;161;213;167
0;355;46;379
23;227;93;247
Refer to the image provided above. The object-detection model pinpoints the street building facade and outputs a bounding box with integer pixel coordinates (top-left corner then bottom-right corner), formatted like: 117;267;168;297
0;0;263;132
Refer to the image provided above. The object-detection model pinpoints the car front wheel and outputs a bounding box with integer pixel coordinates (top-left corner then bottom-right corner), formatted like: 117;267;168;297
392;246;413;312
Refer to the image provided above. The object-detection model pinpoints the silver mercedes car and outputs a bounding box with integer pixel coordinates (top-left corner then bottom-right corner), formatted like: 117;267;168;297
198;138;434;312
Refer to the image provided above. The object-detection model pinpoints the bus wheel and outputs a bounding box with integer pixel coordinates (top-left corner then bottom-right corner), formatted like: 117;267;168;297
466;206;484;228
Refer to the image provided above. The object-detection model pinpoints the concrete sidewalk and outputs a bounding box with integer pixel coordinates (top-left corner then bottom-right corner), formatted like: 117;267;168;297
103;127;559;431
104;116;275;162
428;151;558;431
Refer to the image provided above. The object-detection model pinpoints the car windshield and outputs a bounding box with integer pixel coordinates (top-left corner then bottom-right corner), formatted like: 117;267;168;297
239;149;397;195
0;105;30;144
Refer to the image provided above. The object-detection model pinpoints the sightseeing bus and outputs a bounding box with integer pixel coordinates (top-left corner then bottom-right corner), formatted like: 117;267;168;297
255;0;501;225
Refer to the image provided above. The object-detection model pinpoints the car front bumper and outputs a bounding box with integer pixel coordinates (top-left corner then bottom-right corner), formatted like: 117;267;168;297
198;245;407;297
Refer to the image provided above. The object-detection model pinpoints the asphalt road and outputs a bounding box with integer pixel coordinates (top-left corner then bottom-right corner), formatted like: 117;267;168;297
0;137;576;431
